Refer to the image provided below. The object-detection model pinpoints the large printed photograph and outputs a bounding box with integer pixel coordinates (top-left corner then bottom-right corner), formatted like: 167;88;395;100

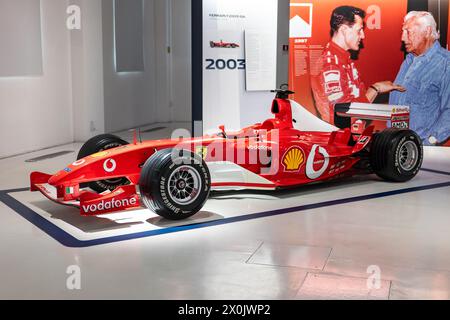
289;0;449;146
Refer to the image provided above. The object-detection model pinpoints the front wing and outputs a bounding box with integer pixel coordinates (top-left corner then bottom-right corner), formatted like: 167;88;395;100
31;172;141;216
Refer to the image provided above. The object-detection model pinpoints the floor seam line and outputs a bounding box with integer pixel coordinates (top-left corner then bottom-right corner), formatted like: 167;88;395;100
245;241;264;264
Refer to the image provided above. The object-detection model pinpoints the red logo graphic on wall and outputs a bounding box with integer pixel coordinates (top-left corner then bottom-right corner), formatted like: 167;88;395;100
290;3;313;38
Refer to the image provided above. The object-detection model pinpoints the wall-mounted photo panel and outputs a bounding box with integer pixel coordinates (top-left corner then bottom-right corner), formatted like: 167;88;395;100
244;30;277;91
202;0;278;134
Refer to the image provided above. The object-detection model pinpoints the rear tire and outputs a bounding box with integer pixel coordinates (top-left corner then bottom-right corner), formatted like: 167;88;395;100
370;129;423;182
77;134;129;193
139;149;211;220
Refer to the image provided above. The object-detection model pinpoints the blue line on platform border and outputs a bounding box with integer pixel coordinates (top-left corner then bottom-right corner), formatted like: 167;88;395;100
0;168;449;248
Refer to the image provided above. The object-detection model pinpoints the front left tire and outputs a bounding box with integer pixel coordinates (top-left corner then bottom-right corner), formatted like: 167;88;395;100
139;149;211;220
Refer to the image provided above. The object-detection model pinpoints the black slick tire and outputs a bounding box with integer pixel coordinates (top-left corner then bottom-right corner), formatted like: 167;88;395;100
139;149;211;220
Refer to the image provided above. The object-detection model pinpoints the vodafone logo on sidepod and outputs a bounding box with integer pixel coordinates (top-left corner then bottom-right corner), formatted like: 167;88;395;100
103;159;117;173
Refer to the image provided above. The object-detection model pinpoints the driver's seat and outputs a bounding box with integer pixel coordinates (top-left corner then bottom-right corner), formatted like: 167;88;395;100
260;118;291;131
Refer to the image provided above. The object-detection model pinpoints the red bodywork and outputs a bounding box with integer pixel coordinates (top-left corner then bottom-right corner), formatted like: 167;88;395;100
30;98;374;216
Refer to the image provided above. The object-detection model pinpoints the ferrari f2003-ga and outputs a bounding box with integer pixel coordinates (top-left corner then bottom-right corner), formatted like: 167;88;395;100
30;90;423;220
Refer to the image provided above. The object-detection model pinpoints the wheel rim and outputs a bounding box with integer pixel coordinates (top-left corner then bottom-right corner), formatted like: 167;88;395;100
168;166;202;205
399;140;419;171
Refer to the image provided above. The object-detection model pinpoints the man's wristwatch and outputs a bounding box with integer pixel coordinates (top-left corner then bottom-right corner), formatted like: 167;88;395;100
370;85;380;93
428;136;438;145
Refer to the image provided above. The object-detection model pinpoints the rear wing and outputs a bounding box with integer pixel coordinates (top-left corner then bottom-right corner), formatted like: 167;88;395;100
334;103;410;129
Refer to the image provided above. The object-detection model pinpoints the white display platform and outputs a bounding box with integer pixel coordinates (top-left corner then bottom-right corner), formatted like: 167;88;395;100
7;168;450;246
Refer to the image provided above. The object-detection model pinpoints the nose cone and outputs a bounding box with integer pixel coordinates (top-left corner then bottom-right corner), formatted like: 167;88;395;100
48;173;64;186
48;166;75;185
48;158;91;186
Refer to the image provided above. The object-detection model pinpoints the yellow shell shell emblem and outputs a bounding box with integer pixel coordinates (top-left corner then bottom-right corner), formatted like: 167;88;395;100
282;147;305;172
195;146;208;160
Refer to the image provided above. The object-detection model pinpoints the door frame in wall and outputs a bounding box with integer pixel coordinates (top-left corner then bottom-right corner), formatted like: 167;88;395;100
165;0;174;122
191;0;202;136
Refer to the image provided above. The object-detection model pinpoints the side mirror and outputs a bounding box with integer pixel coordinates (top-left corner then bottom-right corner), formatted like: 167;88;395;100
218;125;227;138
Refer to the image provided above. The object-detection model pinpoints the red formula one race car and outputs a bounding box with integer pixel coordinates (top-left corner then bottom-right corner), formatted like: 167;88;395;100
209;40;240;48
30;90;423;220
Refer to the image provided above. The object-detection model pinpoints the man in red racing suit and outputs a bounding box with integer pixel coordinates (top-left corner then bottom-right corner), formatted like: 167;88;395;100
311;6;405;126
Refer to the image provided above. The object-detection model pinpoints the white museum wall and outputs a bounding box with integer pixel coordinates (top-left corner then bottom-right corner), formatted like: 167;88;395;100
171;0;192;123
0;0;285;158
0;0;73;158
153;0;171;123
152;0;192;124
0;0;193;158
103;0;192;133
70;0;105;142
102;0;157;133
277;0;290;87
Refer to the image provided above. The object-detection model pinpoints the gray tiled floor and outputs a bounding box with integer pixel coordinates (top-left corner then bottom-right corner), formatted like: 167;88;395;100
0;128;449;299
247;243;332;270
296;273;390;300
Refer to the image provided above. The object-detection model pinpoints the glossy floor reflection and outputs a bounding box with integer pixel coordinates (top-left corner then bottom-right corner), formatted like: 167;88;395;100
0;128;449;299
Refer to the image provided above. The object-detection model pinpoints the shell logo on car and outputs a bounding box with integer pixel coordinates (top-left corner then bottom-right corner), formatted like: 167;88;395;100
195;146;208;160
282;147;305;172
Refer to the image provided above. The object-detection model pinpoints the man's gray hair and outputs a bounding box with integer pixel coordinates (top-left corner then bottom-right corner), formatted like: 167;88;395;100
404;11;440;40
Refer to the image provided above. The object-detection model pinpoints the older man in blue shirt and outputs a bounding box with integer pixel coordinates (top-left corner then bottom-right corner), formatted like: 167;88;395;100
390;11;449;146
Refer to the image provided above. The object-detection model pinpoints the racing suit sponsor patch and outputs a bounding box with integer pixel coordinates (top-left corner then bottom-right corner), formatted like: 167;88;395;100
323;70;342;94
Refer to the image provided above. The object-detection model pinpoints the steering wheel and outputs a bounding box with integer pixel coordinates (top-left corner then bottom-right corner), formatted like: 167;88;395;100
270;89;295;99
